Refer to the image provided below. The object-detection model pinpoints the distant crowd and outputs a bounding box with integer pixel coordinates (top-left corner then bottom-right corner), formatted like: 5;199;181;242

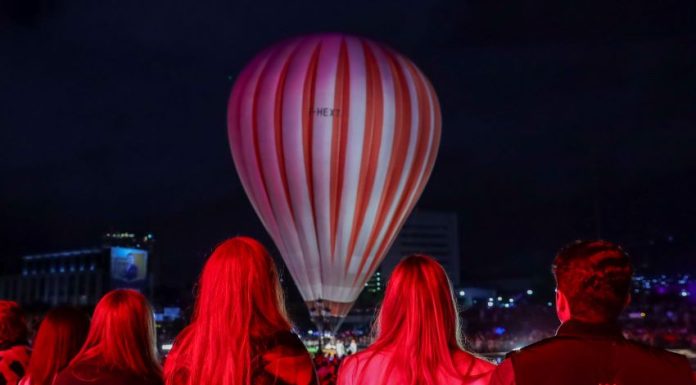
1;237;694;385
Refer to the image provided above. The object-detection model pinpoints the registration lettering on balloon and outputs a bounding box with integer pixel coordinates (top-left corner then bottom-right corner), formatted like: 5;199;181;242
309;107;340;117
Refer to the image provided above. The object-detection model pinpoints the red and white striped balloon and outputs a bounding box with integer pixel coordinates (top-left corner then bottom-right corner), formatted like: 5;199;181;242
227;34;441;318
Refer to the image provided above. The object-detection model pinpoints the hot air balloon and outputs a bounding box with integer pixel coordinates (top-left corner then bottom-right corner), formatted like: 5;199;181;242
227;33;441;331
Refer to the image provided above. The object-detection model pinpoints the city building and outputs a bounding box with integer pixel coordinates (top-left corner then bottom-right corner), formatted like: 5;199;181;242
380;210;461;286
0;232;156;306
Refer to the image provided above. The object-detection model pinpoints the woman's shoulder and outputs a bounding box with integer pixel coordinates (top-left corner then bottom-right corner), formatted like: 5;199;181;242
258;331;317;385
0;344;31;385
337;348;392;384
268;330;306;348
0;344;30;367
336;352;368;385
452;350;496;378
341;349;387;368
257;330;312;359
54;363;162;385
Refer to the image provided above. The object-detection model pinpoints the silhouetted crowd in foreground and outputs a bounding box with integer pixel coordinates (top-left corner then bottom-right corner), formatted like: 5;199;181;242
1;238;695;385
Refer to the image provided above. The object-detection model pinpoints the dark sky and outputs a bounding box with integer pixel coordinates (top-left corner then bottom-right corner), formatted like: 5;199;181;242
1;0;695;286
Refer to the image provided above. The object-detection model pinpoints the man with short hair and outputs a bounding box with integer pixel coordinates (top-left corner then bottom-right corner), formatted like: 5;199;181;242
490;240;695;385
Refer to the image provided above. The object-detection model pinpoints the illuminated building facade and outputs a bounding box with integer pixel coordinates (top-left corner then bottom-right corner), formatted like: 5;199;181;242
0;232;155;306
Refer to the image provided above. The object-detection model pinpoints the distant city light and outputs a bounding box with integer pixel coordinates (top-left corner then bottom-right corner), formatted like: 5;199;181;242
681;291;689;297
526;289;534;295
161;343;173;351
640;312;647;318
497;296;503;301
509;298;514;303
487;301;494;307
547;302;553;307
458;290;466;297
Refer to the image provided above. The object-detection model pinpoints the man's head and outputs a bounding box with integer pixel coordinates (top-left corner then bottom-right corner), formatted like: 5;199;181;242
552;240;633;324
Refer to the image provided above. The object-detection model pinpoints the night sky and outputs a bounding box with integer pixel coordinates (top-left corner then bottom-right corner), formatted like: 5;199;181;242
2;0;695;287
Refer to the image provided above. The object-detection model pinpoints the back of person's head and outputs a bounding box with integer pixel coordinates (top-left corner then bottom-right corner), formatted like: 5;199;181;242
164;236;291;385
26;306;89;385
0;300;27;347
553;240;633;323
69;289;161;379
364;254;462;385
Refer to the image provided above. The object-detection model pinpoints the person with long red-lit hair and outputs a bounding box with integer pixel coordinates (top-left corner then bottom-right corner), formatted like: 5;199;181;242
53;289;162;385
337;255;494;385
164;236;317;385
20;307;89;385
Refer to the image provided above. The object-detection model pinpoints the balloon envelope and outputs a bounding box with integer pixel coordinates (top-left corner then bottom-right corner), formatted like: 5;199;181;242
227;33;441;322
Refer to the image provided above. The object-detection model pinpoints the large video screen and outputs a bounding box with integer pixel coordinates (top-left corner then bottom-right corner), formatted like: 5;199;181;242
110;247;148;290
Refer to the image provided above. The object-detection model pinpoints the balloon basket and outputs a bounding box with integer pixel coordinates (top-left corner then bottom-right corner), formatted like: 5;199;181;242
307;299;351;334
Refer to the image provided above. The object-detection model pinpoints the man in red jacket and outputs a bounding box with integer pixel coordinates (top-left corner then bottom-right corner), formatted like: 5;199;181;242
490;240;695;385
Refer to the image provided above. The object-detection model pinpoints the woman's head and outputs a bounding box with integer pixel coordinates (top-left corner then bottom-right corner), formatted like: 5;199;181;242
164;236;290;385
0;300;27;346
26;307;89;385
70;289;160;378
376;254;461;351
364;254;463;384
193;236;290;335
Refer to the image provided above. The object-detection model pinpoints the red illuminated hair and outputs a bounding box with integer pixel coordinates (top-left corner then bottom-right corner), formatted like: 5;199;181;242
26;307;89;385
358;254;465;385
164;236;292;385
68;289;161;379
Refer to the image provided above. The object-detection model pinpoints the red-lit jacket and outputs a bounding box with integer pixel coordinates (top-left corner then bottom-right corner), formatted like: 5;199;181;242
165;331;318;385
337;349;494;385
0;343;30;385
490;320;695;385
53;360;162;385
